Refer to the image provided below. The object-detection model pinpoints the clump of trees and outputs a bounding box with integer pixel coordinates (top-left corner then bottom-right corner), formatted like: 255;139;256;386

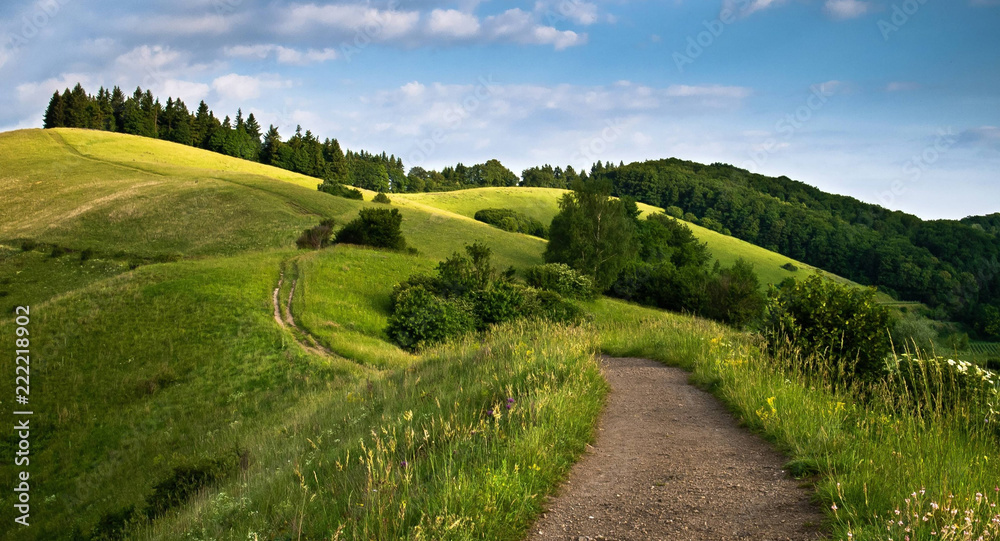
593;159;1000;337
386;243;582;350
335;209;408;251
474;208;547;238
318;182;364;200
545;179;765;328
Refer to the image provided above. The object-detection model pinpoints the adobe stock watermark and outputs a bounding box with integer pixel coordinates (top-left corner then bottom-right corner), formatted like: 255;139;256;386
340;0;403;62
875;127;956;208
742;83;837;171
878;0;931;41
406;75;500;167
2;0;73;62
570;117;626;166
673;1;754;72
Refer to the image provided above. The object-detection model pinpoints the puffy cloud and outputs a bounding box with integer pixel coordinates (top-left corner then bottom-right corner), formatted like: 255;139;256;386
225;44;338;65
211;73;291;102
428;9;481;38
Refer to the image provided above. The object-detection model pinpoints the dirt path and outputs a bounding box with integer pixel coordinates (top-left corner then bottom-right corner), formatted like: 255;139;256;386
273;270;337;358
528;356;825;541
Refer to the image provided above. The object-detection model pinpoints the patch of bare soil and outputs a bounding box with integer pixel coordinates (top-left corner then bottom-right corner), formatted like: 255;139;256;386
528;356;825;541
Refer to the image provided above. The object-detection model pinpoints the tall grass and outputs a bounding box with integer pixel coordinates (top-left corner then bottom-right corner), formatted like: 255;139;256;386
594;302;1000;540
145;321;607;540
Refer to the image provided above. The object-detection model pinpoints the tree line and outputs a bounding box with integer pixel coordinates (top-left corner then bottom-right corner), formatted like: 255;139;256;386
41;83;999;338
591;159;1000;338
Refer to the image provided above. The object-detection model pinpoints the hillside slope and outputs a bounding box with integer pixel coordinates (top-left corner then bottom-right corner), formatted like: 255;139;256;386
396;187;829;287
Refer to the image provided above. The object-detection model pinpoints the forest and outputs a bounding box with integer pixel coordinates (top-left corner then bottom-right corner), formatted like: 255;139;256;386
40;83;1000;338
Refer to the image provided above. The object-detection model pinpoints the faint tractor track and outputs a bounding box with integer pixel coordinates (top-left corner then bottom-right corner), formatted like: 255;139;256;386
273;265;339;359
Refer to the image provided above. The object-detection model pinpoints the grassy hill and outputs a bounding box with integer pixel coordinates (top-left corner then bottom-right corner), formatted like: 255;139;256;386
2;128;994;541
396;187;831;288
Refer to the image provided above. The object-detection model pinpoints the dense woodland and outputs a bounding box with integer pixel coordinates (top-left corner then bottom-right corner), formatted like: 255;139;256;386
41;83;1000;338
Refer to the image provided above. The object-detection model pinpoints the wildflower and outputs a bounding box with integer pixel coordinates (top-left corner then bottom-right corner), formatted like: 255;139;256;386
832;503;838;511
400;460;408;468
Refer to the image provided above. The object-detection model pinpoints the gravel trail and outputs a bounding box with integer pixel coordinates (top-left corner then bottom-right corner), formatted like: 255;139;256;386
528;356;825;541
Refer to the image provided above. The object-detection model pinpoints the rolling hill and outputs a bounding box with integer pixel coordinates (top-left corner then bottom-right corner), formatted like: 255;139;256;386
1;127;996;541
395;187;834;288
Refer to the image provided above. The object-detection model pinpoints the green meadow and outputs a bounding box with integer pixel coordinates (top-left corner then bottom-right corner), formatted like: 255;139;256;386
396;186;827;287
0;128;996;540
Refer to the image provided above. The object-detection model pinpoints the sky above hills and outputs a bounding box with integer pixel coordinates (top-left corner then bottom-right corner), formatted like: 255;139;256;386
1;0;998;220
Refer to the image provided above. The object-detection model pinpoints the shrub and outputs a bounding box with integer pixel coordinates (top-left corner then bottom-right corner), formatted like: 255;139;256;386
80;248;94;262
20;239;37;252
145;458;234;519
372;192;392;204
334;208;407;251
386;285;473;350
296;218;335;250
524;263;595;300
764;273;894;381
527;289;586;324
317;182;364;200
474;208;547;238
386;243;587;349
704;259;765;329
50;245;66;258
781;262;798;272
91;505;140;540
471;282;527;330
665;205;684;219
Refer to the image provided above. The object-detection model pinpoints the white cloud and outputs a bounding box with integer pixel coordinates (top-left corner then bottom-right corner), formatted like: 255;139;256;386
225;44;338;65
823;0;871;19
485;9;586;50
723;0;790;17
278;4;421;39
211;73;291;102
428;9;481;38
665;85;753;99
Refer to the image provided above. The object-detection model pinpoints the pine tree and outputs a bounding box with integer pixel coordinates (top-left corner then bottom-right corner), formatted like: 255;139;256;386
43;91;65;128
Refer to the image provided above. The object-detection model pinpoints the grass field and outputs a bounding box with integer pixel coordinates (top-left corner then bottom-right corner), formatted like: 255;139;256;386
1;128;996;540
396;187;828;287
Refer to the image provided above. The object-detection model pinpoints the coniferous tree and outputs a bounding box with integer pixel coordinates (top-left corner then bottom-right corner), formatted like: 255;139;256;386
43;91;65;128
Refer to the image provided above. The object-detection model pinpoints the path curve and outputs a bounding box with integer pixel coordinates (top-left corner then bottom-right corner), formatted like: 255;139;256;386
528;356;824;541
273;270;337;358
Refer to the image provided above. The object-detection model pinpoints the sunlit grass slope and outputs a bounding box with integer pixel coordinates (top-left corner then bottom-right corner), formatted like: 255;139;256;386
397;187;826;287
0;129;544;268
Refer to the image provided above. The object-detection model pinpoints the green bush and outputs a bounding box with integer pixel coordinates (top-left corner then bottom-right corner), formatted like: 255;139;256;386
317;182;364;200
373;192;392;204
145;457;234;519
527;289;586;324
386;285;473;351
524;263;595;300
471;282;527;330
891;355;998;423
386;243;586;349
781;262;798;272
295;218;335;250
764;273;894;381
704;258;765;329
474;208;547;238
334;208;407;251
20;239;38;252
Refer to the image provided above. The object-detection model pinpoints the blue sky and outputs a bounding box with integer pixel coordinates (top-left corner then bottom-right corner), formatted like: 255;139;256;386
1;0;998;219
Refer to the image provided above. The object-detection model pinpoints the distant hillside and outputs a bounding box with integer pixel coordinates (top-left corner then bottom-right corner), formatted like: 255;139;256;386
395;187;834;289
591;159;999;337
